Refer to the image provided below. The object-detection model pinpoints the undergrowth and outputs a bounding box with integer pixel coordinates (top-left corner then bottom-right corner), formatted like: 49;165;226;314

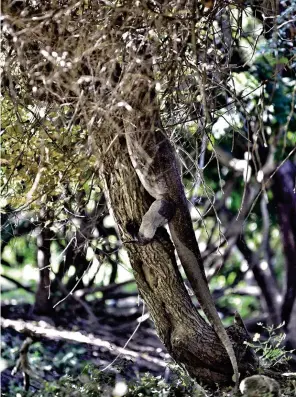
3;325;296;397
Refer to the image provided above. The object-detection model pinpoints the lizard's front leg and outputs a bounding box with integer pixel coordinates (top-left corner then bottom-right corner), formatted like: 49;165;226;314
138;199;176;244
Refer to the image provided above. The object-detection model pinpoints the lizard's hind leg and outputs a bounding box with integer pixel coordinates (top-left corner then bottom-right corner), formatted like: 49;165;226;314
138;199;175;244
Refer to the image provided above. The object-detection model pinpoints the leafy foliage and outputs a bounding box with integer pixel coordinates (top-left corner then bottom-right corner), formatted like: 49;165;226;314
250;323;294;370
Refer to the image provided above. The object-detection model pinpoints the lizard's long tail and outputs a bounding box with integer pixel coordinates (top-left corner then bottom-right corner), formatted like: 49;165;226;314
170;222;240;390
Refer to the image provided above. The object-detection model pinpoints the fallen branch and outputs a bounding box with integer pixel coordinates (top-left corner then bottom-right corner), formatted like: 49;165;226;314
1;318;168;372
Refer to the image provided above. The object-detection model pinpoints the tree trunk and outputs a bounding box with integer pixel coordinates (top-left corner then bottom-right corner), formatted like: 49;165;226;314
272;161;296;334
92;124;257;385
33;224;54;316
286;299;296;349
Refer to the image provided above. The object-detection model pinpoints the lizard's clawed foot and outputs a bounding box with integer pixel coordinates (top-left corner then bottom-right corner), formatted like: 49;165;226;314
125;220;152;245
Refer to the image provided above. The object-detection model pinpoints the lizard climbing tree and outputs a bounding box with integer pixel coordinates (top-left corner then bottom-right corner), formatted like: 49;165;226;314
91;45;258;385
